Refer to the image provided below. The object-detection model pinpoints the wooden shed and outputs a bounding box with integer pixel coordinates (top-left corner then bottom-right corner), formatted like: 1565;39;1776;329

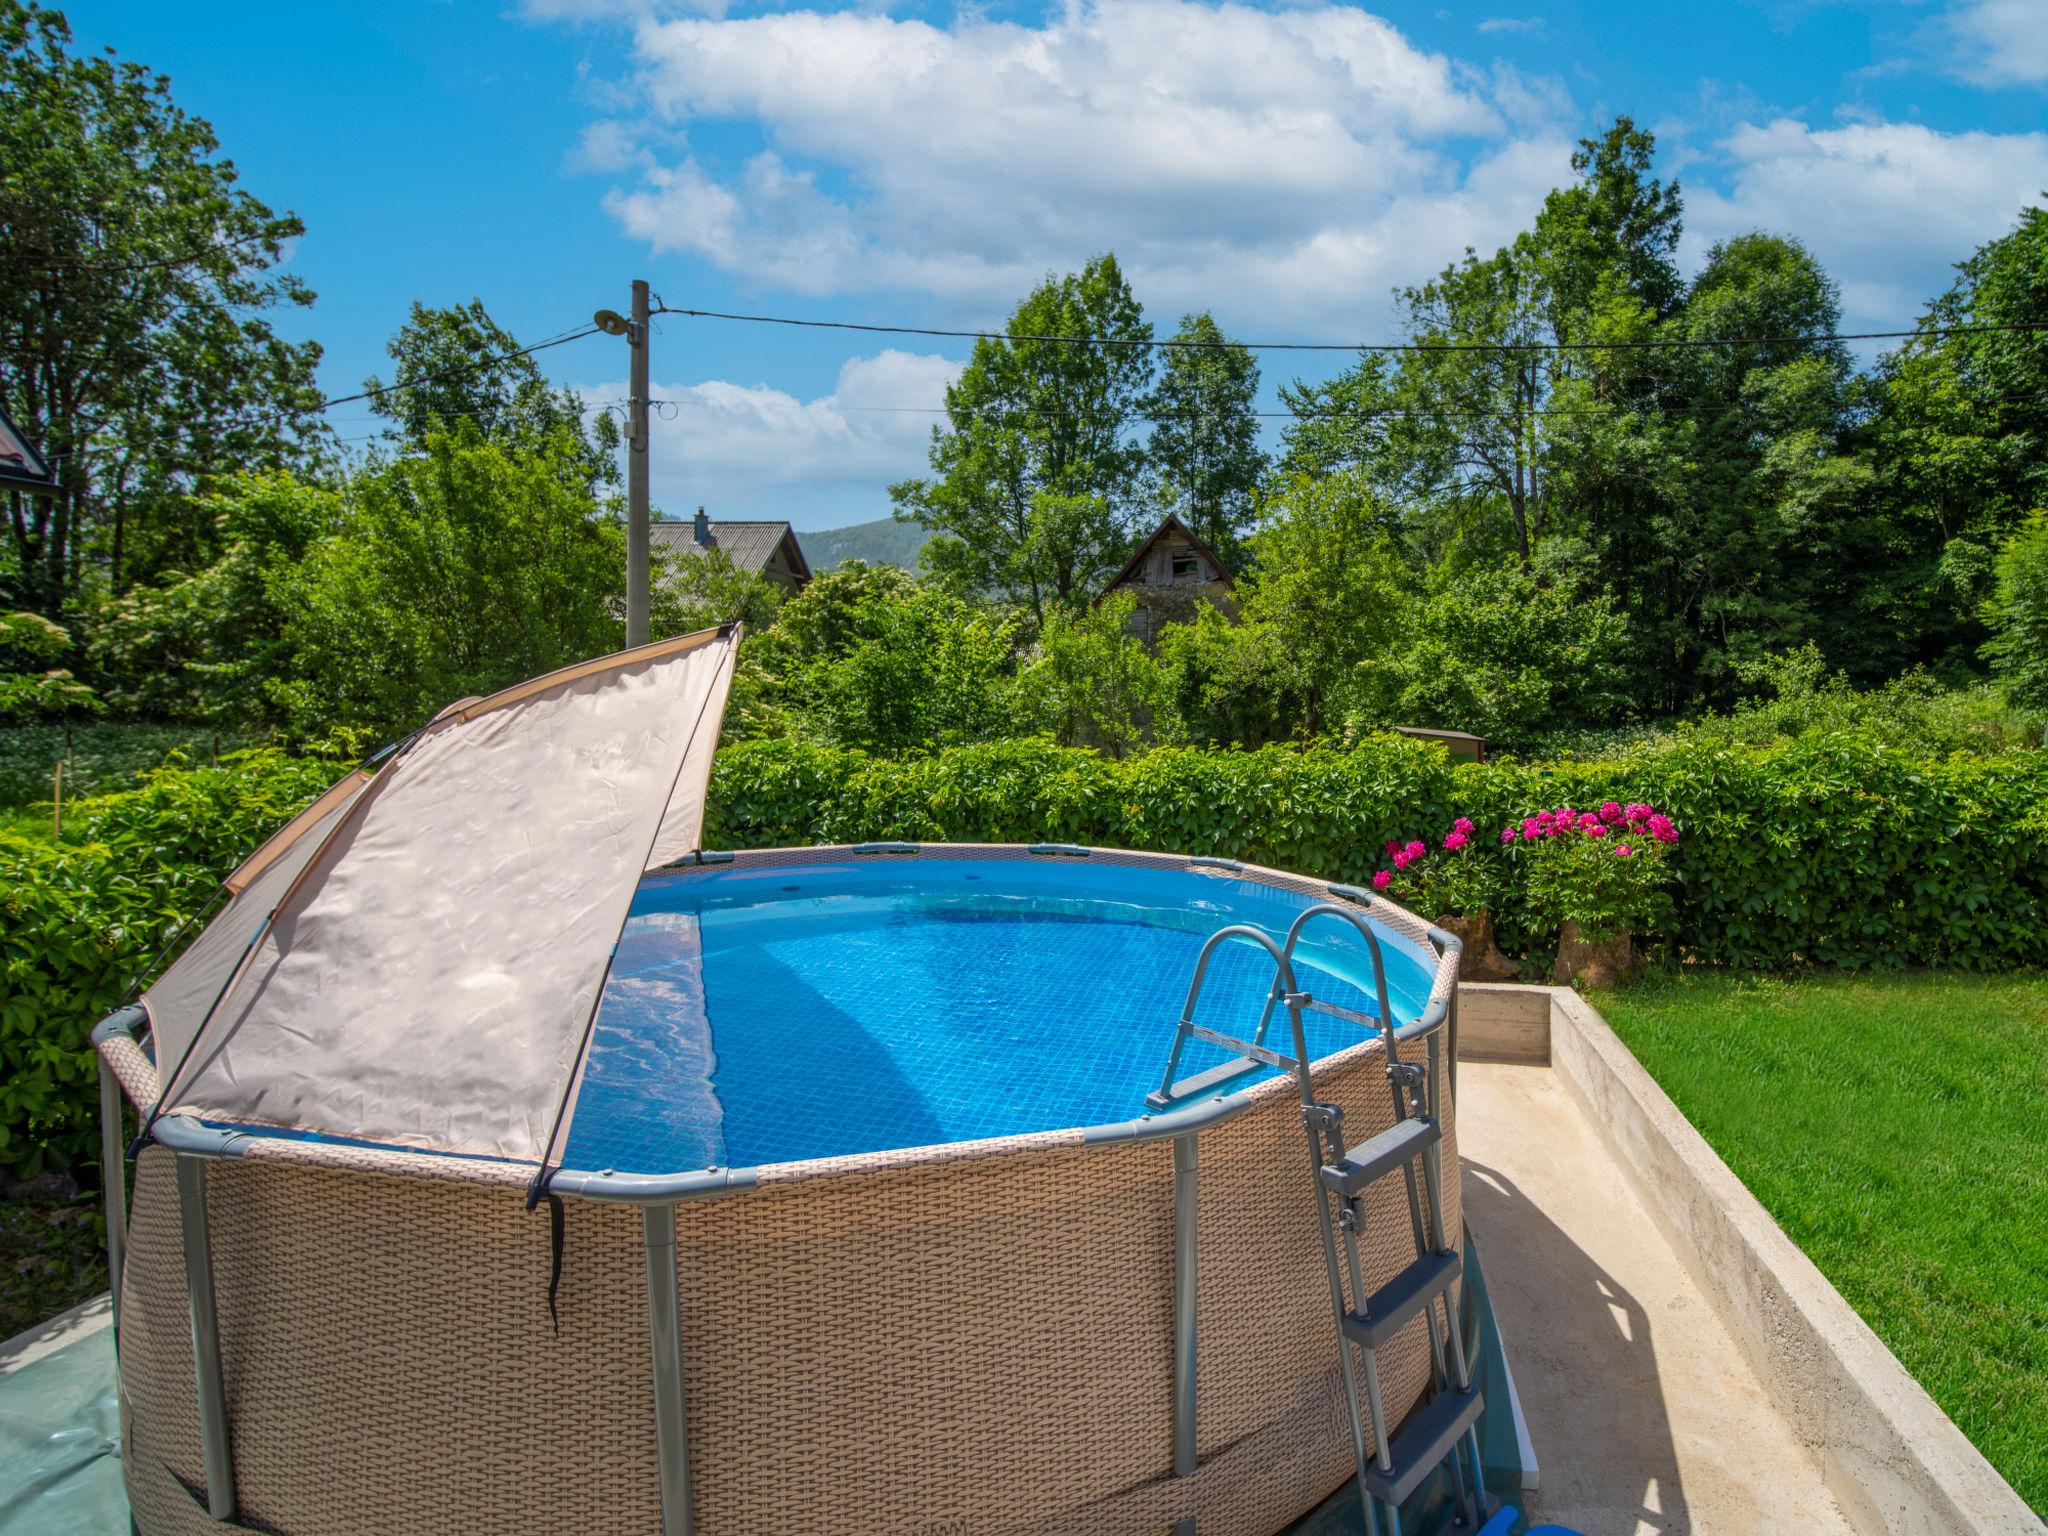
1099;513;1236;645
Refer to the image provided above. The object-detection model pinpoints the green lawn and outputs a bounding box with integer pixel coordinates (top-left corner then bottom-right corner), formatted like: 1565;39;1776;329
1592;970;2047;1512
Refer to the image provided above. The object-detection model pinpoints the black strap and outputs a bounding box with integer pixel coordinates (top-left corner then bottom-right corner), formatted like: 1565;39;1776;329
545;1192;566;1336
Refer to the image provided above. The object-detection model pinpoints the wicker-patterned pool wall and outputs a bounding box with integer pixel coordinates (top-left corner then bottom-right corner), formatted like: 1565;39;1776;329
96;843;1464;1536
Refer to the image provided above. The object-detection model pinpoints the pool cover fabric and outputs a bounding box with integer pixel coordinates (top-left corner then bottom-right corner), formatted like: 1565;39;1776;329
142;625;739;1165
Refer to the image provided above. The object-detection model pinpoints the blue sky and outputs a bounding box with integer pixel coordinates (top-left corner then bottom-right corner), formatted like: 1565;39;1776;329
65;0;2048;531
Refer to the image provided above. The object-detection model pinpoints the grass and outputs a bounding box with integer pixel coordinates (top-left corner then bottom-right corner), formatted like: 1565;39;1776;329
1591;969;2048;1511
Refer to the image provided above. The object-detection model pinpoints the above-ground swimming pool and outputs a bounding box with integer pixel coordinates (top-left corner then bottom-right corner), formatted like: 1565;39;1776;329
102;844;1464;1536
569;854;1439;1176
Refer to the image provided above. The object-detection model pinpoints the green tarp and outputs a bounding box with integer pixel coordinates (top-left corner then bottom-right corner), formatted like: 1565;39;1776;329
0;1311;124;1536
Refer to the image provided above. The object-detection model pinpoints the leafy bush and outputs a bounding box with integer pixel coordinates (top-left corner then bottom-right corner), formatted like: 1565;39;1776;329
0;749;337;1179
0;610;97;720
1535;647;2037;760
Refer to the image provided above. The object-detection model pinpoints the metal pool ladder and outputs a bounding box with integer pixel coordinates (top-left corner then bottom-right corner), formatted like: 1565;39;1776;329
1148;903;1493;1535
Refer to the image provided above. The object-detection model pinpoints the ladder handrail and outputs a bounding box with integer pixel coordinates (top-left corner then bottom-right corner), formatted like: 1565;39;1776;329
1149;924;1313;1109
1279;902;1400;1059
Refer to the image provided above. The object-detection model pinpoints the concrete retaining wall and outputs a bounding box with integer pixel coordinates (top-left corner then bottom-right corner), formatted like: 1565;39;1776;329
1461;984;2038;1536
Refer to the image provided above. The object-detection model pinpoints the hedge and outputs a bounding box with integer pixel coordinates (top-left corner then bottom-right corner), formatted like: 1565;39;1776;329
5;730;2044;1181
707;732;2048;972
0;750;341;1182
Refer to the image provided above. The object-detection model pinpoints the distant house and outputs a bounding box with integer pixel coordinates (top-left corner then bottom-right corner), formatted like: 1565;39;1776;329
0;404;55;493
652;508;812;596
1099;513;1236;645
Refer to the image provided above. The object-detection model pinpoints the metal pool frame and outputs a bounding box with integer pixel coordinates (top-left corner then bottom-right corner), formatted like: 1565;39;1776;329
96;842;1462;1536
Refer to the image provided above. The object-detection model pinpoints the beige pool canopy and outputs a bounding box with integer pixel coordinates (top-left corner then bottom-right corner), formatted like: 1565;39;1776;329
139;624;741;1166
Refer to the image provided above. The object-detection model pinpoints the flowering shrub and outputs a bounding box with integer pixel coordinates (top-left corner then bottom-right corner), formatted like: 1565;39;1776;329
1509;800;1680;944
1372;815;1500;919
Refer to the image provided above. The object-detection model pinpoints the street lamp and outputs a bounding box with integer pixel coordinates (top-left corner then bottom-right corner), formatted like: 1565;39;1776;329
597;285;651;646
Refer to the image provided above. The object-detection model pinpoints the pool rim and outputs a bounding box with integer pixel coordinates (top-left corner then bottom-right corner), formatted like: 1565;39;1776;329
102;841;1462;1207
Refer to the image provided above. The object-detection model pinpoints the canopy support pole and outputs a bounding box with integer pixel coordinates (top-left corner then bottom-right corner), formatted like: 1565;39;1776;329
176;1154;237;1522
99;1057;127;1340
644;1203;694;1536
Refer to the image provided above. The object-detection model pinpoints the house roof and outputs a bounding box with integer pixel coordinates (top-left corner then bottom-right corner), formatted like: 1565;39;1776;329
0;405;54;491
650;519;812;584
1102;512;1235;594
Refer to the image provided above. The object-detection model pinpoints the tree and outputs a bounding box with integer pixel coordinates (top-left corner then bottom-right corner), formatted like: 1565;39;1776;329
893;254;1152;615
1143;313;1264;555
366;299;617;489
0;1;323;607
1982;513;2048;720
1158;473;1407;743
0;609;95;717
751;563;1022;753
1576;232;1873;706
1016;592;1178;756
1353;560;1632;749
266;428;628;742
1871;200;2048;662
1530;116;1683;325
85;470;337;723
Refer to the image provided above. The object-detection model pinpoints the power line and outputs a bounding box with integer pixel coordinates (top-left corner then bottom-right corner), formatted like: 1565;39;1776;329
655;304;2048;356
317;324;600;412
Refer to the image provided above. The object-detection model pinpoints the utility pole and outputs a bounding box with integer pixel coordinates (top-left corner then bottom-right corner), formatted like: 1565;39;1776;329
596;281;653;647
626;278;652;647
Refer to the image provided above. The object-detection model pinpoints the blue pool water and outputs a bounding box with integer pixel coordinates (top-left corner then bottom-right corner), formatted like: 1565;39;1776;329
561;858;1436;1175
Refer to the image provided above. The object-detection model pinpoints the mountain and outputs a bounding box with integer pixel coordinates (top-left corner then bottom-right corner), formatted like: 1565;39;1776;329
799;516;933;574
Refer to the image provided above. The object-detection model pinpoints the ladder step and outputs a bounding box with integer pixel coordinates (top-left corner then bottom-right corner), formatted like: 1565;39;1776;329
1144;1054;1263;1109
1362;1384;1485;1507
1341;1249;1461;1351
1318;1116;1440;1197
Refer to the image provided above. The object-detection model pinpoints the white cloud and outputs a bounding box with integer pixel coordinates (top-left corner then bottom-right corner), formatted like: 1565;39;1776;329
1942;0;2048;87
565;120;646;174
1476;17;1544;34
1686;119;2048;325
578;350;960;515
586;0;1570;329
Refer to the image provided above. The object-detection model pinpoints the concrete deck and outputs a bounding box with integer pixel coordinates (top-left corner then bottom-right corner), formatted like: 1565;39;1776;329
1461;1060;1856;1535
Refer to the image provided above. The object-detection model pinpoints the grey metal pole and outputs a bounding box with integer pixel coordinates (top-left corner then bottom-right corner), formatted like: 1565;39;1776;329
99;1059;127;1340
1171;1131;1199;1536
626;277;652;649
176;1155;236;1522
643;1203;694;1536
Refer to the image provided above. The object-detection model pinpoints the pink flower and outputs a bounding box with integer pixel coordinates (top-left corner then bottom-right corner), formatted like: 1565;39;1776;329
1600;801;1624;824
1393;851;1412;870
1501;826;1518;844
1613;843;1634;857
1453;816;1474;836
1385;839;1400;857
1625;802;1653;824
1586;823;1607;837
1444;830;1469;852
1576;812;1603;833
1404;840;1426;861
1647;813;1678;844
1372;869;1393;891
